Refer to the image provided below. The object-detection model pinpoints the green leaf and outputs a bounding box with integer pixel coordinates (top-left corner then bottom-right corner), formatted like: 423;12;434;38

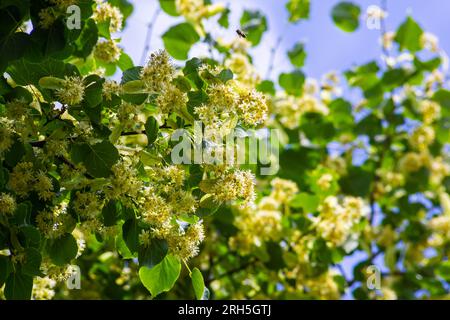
433;89;450;117
355;113;382;139
339;167;373;197
47;233;78;266
4;137;25;167
74;19;98;59
139;255;181;297
279;70;305;96
394;16;424;52
145;116;159;145
257;80;275;95
102;200;122;227
122;218;140;253
138;238;168;269
71;140;119;178
300;112;336;145
19;225;40;248
120;66;148;104
288;42;307;68
115;230;135;259
7;58;79;87
329;98;353;130
265;241;287;270
162;23;200;60
159;0;179;16
183;58;204;90
332;2;361;33
218;8;230;28
22;247;42;276
191;267;206;300
286;0;310;23
0;255;12;287
83;75;104;108
436;261;450;281
217;69;233;83
290;193;320;212
382;68;409;88
240;10;268;46
4;271;33;300
187;90;209;115
97;18;111;39
118;52;134;71
0;4;31;72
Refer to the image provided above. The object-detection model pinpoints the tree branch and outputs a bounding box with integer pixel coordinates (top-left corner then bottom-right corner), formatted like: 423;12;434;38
140;8;161;66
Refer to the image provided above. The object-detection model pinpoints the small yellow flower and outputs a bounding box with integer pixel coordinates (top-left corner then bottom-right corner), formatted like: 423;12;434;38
0;193;17;216
56;76;85;105
94;39;121;63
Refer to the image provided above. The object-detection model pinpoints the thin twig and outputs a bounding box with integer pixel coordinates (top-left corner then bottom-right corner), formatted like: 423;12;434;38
266;35;283;79
380;0;391;65
214;259;257;280
140;8;161;65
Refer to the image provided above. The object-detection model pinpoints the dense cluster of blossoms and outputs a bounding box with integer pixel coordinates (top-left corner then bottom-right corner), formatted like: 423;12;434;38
175;0;225;34
2;0;450;301
270;90;329;130
38;0;79;29
314;196;368;247
222;38;261;88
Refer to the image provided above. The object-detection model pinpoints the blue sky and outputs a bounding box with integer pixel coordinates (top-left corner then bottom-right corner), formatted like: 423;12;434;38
119;0;449;299
121;0;450;81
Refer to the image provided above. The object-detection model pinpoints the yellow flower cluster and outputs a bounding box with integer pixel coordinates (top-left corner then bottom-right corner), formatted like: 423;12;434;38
73;191;104;219
32;276;56;300
116;102;145;130
56;76;85;105
36;203;72;239
175;0;225;27
0;117;14;156
376;225;397;247
429;157;450;185
140;190;172;227
269;178;299;203
141;50;175;93
102;80;121;100
140;50;188;116
409;125;435;151
166;222;205;260
374;170;404;199
5;99;28;121
0;193;16;216
229;179;299;253
7;162;54;200
44;138;69;158
195;80;268;128
398;152;426;173
272;92;328;130
315;196;367;247
317;173;334;191
38;0;78;29
421;32;439;52
419;100;441;124
305;271;340;300
208;169;255;204
93;1;123;33
94;39;121;63
38;8;57;29
106;159;143;203
229;199;283;254
224;53;261;88
156;84;187;115
320;72;342;103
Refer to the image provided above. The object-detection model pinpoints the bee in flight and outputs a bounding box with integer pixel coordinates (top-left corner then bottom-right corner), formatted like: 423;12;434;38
236;29;247;38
